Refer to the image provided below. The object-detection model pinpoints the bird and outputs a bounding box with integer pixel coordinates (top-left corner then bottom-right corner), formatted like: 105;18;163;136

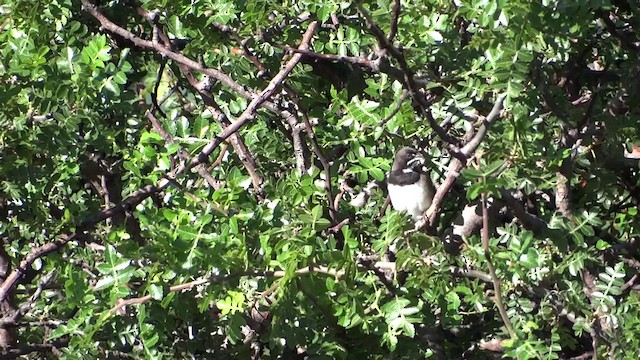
387;147;435;222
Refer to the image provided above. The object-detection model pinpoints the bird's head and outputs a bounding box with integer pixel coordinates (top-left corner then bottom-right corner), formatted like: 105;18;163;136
392;147;425;172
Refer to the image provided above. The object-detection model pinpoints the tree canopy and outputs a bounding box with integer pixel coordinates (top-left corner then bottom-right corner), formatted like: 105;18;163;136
1;0;640;358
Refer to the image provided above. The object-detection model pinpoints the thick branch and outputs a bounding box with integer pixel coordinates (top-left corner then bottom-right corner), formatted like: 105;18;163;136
419;94;507;229
0;270;57;327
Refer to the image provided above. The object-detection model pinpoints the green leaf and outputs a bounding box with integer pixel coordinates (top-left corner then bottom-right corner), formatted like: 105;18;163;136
148;284;164;300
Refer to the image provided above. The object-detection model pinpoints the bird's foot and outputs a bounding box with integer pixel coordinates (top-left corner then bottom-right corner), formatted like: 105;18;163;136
413;215;428;231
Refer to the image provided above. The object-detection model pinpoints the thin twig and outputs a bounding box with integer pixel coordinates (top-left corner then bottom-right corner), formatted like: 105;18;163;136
146;111;220;188
356;4;459;151
597;10;638;52
137;6;264;195
460;94;507;157
481;191;516;339
289;95;337;221
187;22;319;172
85;0;298;129
109;265;344;314
280;46;373;66
0;339;70;359
209;21;312;178
278;45;423;87
211;22;268;75
152;60;168;118
376;89;409;128
388;0;401;42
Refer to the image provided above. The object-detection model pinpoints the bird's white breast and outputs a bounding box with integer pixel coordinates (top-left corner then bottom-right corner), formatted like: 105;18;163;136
388;177;432;220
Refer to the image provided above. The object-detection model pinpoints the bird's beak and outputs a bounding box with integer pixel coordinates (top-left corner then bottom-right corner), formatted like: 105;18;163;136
407;154;425;167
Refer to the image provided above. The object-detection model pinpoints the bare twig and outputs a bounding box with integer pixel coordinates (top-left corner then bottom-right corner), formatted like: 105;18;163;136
0;185;151;302
0;339;70;359
209;143;228;171
187;21;319;172
278;45;424;87
499;189;550;236
387;0;402;42
109;255;494;317
481;191;516;339
135;6;265;196
146;111;220;189
356;255;495;284
449;266;492;283
605;58;640;116
85;0;299;130
324;218;350;235
281;46;373;67
110;265;344;314
477;338;505;352
152;60;168;118
210;21;313;179
376;89;409;128
349;181;379;208
82;0;246;100
580;269;600;360
211;22;267;75
621;273;640;293
293;101;337;221
285;112;309;174
460;94;507;157
568;352;596;360
597;10;638;52
158;83;179;106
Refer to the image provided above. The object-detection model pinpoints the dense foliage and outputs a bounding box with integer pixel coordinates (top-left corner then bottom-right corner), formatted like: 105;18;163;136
1;0;640;358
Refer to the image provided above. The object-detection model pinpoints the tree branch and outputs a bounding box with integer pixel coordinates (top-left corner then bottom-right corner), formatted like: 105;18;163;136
387;0;401;42
356;3;459;150
110;265;344;314
134;5;264;196
418;94;507;229
0;269;57;326
481;191;516;339
0;8;318;303
146;111;221;189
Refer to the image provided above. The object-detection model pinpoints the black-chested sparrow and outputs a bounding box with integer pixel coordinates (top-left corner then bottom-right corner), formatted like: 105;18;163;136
387;147;435;222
